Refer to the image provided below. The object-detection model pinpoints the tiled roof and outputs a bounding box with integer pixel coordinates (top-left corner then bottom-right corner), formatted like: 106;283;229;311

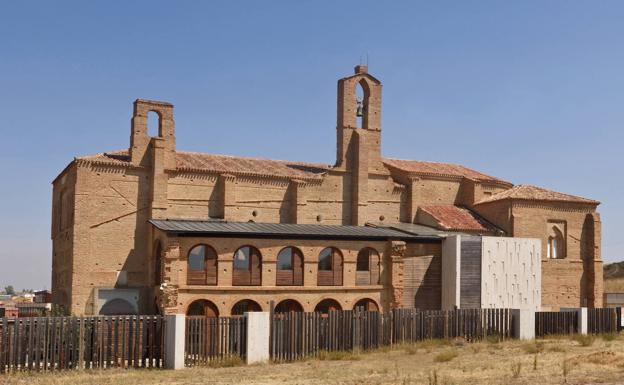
419;205;500;233
77;150;330;180
77;150;511;185
476;184;599;205
383;158;510;184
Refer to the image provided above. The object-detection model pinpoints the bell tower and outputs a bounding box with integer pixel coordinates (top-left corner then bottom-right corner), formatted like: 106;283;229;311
335;65;384;174
336;65;387;225
129;99;176;169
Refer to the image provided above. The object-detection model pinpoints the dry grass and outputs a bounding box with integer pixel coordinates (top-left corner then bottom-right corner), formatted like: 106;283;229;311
572;334;595;347
2;334;624;385
521;341;544;354
433;349;458;363
604;277;624;292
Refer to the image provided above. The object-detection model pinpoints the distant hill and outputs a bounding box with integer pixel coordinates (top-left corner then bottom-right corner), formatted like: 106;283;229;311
604;261;624;279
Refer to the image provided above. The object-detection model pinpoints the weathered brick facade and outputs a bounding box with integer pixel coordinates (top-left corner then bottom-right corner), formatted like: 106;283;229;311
51;66;602;315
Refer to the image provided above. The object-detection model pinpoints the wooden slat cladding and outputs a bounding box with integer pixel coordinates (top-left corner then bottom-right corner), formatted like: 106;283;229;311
186;245;218;286
317;248;343;286
232;246;262;286
276;247;304;286
460;236;481;309
270;308;513;362
0;316;164;372
403;256;441;310
293;251;303;285
355;248;380;286
588;308;621;334
355;271;371;286
535;311;578;336
185;316;246;366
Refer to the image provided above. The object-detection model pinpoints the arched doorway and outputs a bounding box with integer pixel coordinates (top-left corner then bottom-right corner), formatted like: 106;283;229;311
314;298;342;314
231;299;262;316
274;299;304;313
99;298;137;316
353;298;379;312
186;299;220;317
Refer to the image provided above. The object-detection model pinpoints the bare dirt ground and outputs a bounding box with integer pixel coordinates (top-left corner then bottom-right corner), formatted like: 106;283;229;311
3;334;624;385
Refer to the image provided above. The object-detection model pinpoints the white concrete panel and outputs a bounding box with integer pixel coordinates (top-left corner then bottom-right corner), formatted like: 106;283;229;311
481;237;541;310
512;309;535;340
441;235;461;310
561;307;588;334
94;288;140;315
246;312;270;364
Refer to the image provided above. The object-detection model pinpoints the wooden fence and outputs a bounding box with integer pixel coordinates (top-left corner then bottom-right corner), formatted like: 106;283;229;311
588;308;620;334
185;316;246;366
0;316;164;373
271;308;513;362
392;308;512;343
535;311;578;337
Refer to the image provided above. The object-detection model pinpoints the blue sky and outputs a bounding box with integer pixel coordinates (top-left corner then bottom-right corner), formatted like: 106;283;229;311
1;1;623;289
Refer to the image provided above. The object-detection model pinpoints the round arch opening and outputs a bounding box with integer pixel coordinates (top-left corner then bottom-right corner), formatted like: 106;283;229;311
231;299;262;316
353;298;379;312
186;299;220;317
314;299;342;314
99;298;137;316
274;299;304;313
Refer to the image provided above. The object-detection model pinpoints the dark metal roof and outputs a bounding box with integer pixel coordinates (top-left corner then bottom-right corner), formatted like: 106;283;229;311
149;219;440;241
366;222;466;237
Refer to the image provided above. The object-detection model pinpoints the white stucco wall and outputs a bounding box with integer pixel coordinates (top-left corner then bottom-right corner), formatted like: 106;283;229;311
441;235;461;310
481;237;541;310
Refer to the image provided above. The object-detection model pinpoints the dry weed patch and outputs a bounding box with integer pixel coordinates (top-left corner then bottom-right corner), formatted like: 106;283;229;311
433;349;458;363
521;341;544;354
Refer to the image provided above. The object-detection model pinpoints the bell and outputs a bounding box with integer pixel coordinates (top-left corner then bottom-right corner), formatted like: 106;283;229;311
356;98;364;117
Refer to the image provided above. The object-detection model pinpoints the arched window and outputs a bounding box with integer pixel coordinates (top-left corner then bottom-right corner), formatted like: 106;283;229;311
154;241;163;286
147;110;161;137
314;298;342;314
231;299;262;316
355;79;370;129
353;298;379;312
99;298;137;316
186;299;219;317
356;247;380;285
276;247;304;286
317;247;343;286
274;299;304;313
187;244;218;285
547;226;566;259
233;246;262;286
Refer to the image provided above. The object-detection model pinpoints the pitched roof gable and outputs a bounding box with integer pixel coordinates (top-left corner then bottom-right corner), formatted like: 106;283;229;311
382;158;510;185
418;205;502;233
476;184;599;205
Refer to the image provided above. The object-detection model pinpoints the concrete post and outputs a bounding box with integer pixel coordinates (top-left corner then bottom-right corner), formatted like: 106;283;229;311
512;309;535;340
561;307;588;334
164;314;185;370
578;307;588;335
246;311;270;364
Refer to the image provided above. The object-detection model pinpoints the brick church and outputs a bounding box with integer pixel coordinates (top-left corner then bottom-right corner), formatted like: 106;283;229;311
51;65;603;316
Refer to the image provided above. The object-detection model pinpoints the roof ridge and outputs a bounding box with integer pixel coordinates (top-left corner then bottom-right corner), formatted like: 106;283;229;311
476;183;599;205
177;150;331;167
